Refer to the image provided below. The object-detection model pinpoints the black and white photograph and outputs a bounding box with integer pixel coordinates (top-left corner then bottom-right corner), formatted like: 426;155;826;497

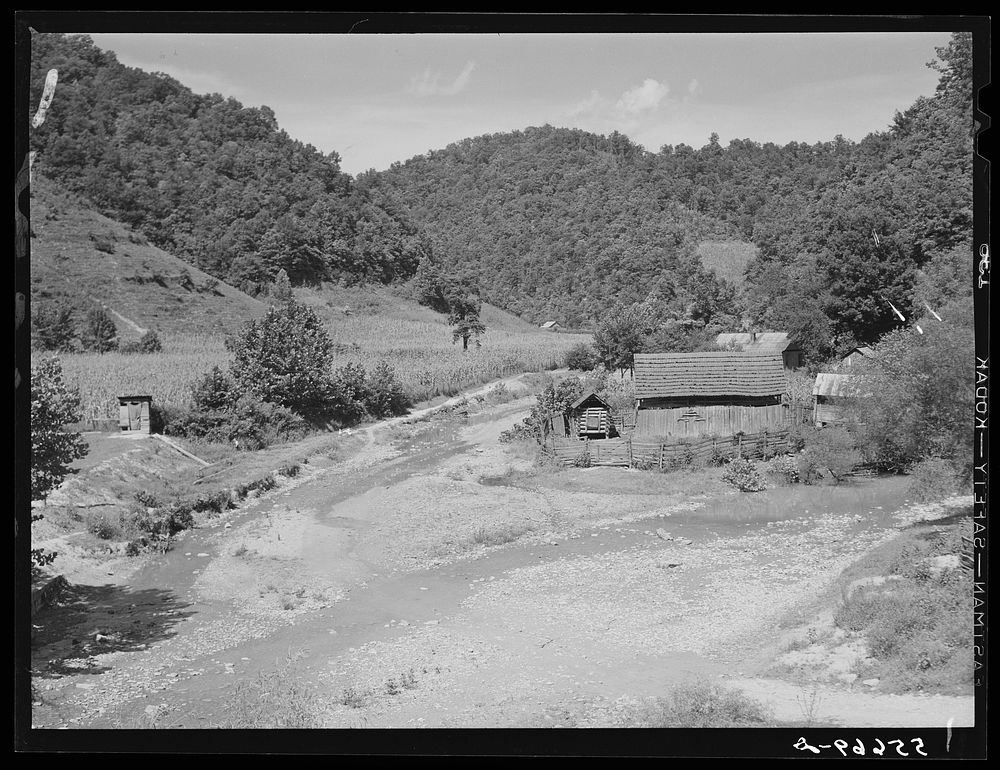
15;13;989;758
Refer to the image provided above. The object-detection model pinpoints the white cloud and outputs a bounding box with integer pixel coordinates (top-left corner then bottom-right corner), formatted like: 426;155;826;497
687;78;702;97
407;60;477;97
568;89;609;117
614;78;669;116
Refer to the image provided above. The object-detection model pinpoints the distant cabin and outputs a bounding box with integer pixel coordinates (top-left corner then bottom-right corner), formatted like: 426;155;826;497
118;395;152;434
715;331;803;371
539;320;561;332
633;352;788;438
563;392;616;439
839;346;875;369
813;373;869;427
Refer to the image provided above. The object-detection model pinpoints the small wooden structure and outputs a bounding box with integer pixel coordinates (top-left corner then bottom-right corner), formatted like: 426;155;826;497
118;395;152;434
813;373;868;427
539;320;561;332
715;331;803;371
839;346;875;369
633;352;789;438
566;392;616;439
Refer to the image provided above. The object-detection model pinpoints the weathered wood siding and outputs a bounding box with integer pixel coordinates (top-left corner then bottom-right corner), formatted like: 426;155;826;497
635;402;787;438
814;398;846;426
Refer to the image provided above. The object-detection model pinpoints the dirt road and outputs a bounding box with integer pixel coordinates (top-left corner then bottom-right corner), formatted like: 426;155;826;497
30;384;975;731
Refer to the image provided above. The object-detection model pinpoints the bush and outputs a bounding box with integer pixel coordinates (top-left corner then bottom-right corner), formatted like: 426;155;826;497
907;457;961;502
86;510;123;540
633;681;773;728
564;342;599;371
165;395;308;450
119;330;163;354
82;306;118;353
499;421;539;444
361;361;410;419
762;454;801;484
798;427;860;484
722;457;767;492
227;297;339;421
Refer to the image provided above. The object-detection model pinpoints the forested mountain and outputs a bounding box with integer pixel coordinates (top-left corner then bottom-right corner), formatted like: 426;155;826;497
368;127;740;328
30;32;974;362
29;33;431;294
374;34;974;358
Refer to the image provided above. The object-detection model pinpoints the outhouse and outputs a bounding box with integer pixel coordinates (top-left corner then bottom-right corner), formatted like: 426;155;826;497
118;395;152;434
567;392;616;439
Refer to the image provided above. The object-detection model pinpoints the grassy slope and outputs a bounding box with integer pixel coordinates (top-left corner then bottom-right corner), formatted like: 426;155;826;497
31;176;586;418
29;174;267;340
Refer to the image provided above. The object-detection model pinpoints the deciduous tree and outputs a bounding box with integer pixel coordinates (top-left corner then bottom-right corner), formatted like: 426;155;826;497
31;357;88;502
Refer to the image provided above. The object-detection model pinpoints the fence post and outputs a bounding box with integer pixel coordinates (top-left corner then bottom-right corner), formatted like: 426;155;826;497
627;438;633;468
658;442;664;471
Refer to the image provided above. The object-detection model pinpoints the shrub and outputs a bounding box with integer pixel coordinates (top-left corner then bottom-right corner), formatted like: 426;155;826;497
722;457;767;492
32;302;76;352
763;454;801;484
133;489;161;508
166;395;308;450
137;330;163;353
484;382;513;405
361;361;410;419
633;681;773;728
798;427;860;484
86;510;123;540
119;330;162;354
227;297;338;422
82;306;118;353
191;365;235;412
564;342;599;371
907;457;961;502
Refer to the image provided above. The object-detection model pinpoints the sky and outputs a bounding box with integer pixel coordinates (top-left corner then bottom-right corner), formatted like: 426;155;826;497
87;30;954;177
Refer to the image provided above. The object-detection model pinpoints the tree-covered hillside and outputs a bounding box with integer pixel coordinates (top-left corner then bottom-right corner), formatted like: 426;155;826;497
369;126;740;328
374;33;974;357
30;31;974;361
29;33;430;293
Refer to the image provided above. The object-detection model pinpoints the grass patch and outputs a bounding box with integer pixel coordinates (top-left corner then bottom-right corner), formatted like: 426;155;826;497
221;649;322;729
832;512;973;694
628;680;775;728
470;522;535;547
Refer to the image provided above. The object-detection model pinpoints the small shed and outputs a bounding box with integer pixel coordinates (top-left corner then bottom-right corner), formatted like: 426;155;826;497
633;352;789;437
566;392;616;439
813;373;868;427
540;320;561;332
839;346;875;369
118;395;152;434
715;331;803;371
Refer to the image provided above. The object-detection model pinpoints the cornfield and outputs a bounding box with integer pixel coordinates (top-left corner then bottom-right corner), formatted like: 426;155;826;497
57;324;587;420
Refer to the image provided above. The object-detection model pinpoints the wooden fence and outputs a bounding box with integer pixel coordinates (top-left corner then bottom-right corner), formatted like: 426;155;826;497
543;428;792;468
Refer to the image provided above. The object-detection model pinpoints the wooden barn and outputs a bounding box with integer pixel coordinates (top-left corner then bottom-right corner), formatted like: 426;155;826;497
118;395;152;434
715;331;803;370
632;352;789;438
565;392;616;439
539;320;562;332
812;373;869;427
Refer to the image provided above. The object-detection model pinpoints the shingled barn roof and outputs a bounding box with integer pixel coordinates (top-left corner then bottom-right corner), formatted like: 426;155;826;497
633;352;787;399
